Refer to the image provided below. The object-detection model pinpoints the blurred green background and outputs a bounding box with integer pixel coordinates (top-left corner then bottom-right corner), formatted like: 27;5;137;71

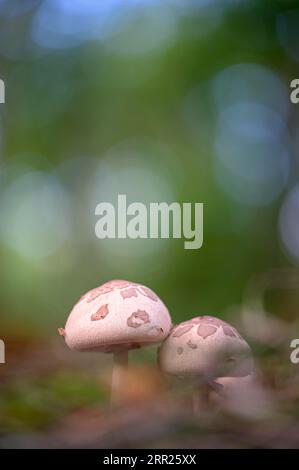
0;0;298;335
1;0;299;447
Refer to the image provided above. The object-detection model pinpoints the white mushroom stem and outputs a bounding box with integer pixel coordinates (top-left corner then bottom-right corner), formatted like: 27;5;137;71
111;350;129;405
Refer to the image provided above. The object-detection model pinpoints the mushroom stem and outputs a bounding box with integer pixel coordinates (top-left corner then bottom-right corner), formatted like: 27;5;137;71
111;350;129;405
192;383;210;414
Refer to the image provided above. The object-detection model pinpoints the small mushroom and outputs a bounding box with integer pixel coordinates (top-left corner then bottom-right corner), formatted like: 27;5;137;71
58;279;172;404
158;315;253;413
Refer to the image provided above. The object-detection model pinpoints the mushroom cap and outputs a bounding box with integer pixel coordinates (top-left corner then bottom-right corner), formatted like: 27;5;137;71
158;315;253;380
60;280;172;353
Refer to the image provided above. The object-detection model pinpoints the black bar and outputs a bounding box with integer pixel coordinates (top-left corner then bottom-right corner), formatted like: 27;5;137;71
0;449;298;466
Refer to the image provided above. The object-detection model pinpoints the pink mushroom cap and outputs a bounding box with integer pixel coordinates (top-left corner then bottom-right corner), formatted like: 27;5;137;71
59;280;172;353
158;315;253;380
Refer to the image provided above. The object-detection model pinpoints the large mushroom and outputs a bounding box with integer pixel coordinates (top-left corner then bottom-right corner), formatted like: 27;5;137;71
58;279;172;404
158;315;253;412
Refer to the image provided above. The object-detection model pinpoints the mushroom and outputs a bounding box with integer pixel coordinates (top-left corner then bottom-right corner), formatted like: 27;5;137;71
59;279;172;404
158;315;253;412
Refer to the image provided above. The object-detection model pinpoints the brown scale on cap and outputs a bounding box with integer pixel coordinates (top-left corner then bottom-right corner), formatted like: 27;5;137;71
172;324;193;337
177;347;184;355
138;286;158;302
197;324;217;339
121;285;159;302
91;304;109;321
197;317;241;339
171;315;241;341
85;280;134;304
87;284;114;303
109;280;134;289
187;340;198;349
121;287;138;299
127;310;150;328
186;316;224;327
201;316;224;324
83;280;159;305
223;326;236;337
